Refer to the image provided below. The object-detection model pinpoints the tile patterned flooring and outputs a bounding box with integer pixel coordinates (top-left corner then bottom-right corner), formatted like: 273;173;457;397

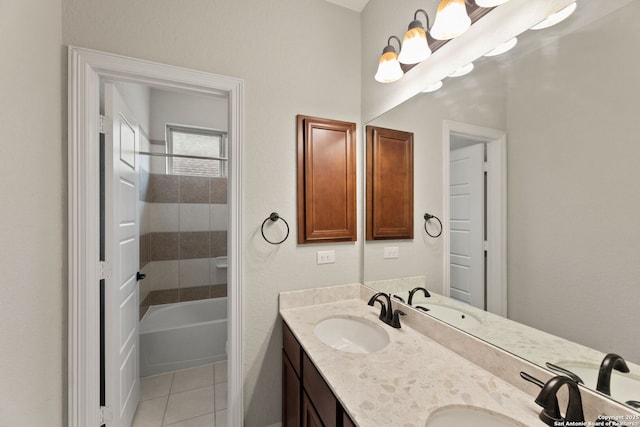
132;362;227;427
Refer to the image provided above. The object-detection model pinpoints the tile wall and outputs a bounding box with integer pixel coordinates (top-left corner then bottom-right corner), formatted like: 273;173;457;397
139;171;228;315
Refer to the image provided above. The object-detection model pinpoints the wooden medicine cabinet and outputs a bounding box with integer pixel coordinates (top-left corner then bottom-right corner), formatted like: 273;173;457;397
366;125;414;240
297;115;357;244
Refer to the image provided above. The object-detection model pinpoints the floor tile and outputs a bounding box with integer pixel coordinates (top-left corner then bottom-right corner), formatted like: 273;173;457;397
131;395;167;427
164;386;215;425
171;364;214;393
140;372;174;401
164;412;216;427
214;361;227;384
215;409;227;427
214;382;227;410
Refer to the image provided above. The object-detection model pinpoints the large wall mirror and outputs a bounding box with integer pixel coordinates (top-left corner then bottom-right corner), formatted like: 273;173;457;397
363;0;640;410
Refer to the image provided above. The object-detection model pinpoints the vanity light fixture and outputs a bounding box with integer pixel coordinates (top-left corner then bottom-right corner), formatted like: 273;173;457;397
430;0;471;40
448;62;474;77
475;0;511;7
374;36;404;83
530;2;577;30
398;9;432;65
483;37;518;56
374;0;502;83
422;80;443;93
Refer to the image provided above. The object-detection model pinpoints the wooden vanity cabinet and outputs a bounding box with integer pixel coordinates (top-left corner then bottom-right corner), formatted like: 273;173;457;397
283;321;357;427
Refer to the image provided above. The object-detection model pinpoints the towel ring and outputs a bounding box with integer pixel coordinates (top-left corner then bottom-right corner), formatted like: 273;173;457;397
261;212;290;245
423;213;443;238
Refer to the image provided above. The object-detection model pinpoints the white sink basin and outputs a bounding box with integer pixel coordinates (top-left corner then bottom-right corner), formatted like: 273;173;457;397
313;316;390;354
417;304;482;329
555;361;640;404
425;405;526;427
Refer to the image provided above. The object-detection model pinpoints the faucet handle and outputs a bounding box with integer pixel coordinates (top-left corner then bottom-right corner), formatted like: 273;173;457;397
392;294;405;303
390;309;406;328
545;362;584;384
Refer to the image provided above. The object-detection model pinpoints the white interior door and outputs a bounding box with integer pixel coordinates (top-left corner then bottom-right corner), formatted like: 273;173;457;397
104;83;140;427
449;144;485;309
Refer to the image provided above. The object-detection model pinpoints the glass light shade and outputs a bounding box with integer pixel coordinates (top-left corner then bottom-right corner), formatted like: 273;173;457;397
430;0;471;40
484;37;518;57
398;27;431;64
448;62;474;77
422;81;443;93
375;50;404;83
475;0;511;7
531;2;577;30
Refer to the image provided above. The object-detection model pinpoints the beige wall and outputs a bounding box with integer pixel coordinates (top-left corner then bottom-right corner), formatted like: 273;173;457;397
62;0;361;425
0;0;64;426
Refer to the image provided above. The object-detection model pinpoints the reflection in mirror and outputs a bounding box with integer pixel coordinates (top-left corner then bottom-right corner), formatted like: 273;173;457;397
363;0;640;409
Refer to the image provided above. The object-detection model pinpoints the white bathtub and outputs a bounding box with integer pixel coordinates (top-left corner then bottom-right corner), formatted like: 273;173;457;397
140;297;227;377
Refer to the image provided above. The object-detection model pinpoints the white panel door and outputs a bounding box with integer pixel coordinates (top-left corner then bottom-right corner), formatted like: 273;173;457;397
104;83;140;427
449;144;485;309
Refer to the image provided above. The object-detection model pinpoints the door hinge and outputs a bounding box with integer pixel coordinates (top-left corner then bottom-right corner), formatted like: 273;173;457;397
483;161;489;173
99;261;112;280
99;405;113;424
483;240;489;251
99;115;112;134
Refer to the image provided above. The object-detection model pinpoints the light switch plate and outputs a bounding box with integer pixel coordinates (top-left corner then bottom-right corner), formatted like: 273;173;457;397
317;250;336;264
384;246;399;259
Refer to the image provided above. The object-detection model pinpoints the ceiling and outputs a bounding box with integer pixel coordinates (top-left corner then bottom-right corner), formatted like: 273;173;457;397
324;0;370;12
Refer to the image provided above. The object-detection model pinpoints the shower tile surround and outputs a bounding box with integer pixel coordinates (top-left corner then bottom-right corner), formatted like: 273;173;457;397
139;172;228;315
280;284;637;426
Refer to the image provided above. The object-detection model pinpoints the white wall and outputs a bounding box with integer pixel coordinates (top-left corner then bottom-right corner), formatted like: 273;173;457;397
0;1;64;426
149;89;228;140
62;0;361;424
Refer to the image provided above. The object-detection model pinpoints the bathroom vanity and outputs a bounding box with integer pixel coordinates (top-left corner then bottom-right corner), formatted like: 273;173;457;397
279;283;637;426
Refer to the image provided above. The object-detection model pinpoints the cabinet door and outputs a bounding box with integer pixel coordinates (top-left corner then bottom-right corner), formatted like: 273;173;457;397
303;353;337;426
366;125;414;240
283;351;301;427
342;412;356;427
297;115;357;244
302;392;324;427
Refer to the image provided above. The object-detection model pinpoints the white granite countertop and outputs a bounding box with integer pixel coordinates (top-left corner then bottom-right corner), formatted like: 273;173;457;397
280;298;546;426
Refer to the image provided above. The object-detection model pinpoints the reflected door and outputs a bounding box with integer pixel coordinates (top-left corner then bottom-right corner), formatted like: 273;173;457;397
104;83;140;427
449;144;485;309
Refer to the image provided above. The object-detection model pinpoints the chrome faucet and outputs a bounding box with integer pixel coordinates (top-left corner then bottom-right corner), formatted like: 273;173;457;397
407;286;431;305
535;375;584;427
367;292;405;328
597;353;630;396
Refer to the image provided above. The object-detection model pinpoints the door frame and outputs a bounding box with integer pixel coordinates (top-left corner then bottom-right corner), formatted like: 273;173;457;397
442;120;507;316
68;46;244;426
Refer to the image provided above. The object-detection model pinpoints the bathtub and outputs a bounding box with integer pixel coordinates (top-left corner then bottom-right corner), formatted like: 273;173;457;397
140;297;227;377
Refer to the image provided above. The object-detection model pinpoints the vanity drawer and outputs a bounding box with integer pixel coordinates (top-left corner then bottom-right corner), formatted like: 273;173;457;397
283;321;301;376
303;353;337;427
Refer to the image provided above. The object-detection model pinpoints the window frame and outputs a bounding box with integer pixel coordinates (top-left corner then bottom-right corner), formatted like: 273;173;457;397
165;123;228;177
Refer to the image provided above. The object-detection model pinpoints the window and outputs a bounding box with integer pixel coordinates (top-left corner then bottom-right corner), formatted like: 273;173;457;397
166;124;227;177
